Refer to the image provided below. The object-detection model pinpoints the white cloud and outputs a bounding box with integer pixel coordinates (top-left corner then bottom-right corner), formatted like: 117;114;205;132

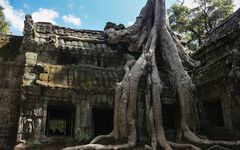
62;14;81;26
234;0;240;11
183;0;199;8
183;0;240;10
32;8;59;24
0;0;59;33
127;21;134;26
0;0;25;32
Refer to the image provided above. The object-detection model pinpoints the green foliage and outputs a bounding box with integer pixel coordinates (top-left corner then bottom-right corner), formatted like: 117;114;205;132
168;0;234;50
0;5;9;34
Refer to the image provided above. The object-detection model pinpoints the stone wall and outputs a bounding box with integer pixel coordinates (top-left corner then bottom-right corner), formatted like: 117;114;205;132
192;9;240;139
0;35;23;149
193;36;240;133
14;16;126;146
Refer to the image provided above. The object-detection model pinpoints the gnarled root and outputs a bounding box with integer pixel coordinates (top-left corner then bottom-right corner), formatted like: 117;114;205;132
90;135;115;145
182;128;240;149
63;144;133;150
168;141;201;150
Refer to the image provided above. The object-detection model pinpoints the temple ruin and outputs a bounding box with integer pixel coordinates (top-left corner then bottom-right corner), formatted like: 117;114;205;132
0;8;239;150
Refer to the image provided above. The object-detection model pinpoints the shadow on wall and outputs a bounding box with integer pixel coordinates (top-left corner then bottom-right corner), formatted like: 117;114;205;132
0;35;23;150
0;35;22;61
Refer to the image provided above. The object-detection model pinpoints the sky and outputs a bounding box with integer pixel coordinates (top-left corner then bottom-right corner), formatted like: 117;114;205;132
0;0;240;35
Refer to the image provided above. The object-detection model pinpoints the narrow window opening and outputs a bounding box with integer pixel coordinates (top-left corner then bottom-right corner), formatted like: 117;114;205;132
46;106;74;136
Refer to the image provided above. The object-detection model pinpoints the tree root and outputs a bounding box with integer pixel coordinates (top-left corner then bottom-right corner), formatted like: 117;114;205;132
89;134;115;145
168;141;201;150
182;128;240;149
63;143;133;150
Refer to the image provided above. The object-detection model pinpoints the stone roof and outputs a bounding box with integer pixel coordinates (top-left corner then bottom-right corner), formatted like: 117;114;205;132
202;8;240;48
34;22;105;45
22;15;121;59
192;8;240;87
33;21;110;54
193;8;240;61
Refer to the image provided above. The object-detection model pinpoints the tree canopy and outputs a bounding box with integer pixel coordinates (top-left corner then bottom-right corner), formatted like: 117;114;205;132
168;0;234;50
0;5;9;34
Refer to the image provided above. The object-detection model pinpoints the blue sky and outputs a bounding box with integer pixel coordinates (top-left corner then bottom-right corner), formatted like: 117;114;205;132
0;0;239;35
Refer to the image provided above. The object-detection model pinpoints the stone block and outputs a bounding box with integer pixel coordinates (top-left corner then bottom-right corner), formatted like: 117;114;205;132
43;66;50;73
101;44;107;49
48;74;54;82
23;72;36;80
78;41;83;48
89;43;96;50
50;68;58;74
62;76;68;86
72;41;77;46
96;44;102;50
59;39;65;45
58;29;64;35
66;41;71;46
25;52;37;67
77;32;82;37
83;42;89;49
22;80;31;86
39;73;48;81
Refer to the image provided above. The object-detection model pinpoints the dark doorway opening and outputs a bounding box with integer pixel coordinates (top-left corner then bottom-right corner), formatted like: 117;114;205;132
92;108;113;136
203;100;224;127
162;104;177;129
46;106;75;136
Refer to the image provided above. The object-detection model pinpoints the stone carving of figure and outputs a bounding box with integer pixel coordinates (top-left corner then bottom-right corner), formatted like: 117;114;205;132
25;119;33;133
23;118;34;140
19;105;43;143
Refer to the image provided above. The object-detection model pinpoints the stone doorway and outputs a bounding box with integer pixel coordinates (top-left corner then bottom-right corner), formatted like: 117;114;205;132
203;100;224;127
162;104;177;129
92;108;113;136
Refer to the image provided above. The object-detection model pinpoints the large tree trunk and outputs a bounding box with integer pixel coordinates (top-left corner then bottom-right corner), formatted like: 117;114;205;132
64;0;240;149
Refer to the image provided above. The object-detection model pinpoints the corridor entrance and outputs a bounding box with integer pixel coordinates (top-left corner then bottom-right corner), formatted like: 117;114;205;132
92;108;113;136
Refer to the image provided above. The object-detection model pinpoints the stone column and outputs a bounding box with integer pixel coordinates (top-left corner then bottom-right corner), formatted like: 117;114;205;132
74;103;81;139
76;101;92;141
42;101;48;136
16;115;24;142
